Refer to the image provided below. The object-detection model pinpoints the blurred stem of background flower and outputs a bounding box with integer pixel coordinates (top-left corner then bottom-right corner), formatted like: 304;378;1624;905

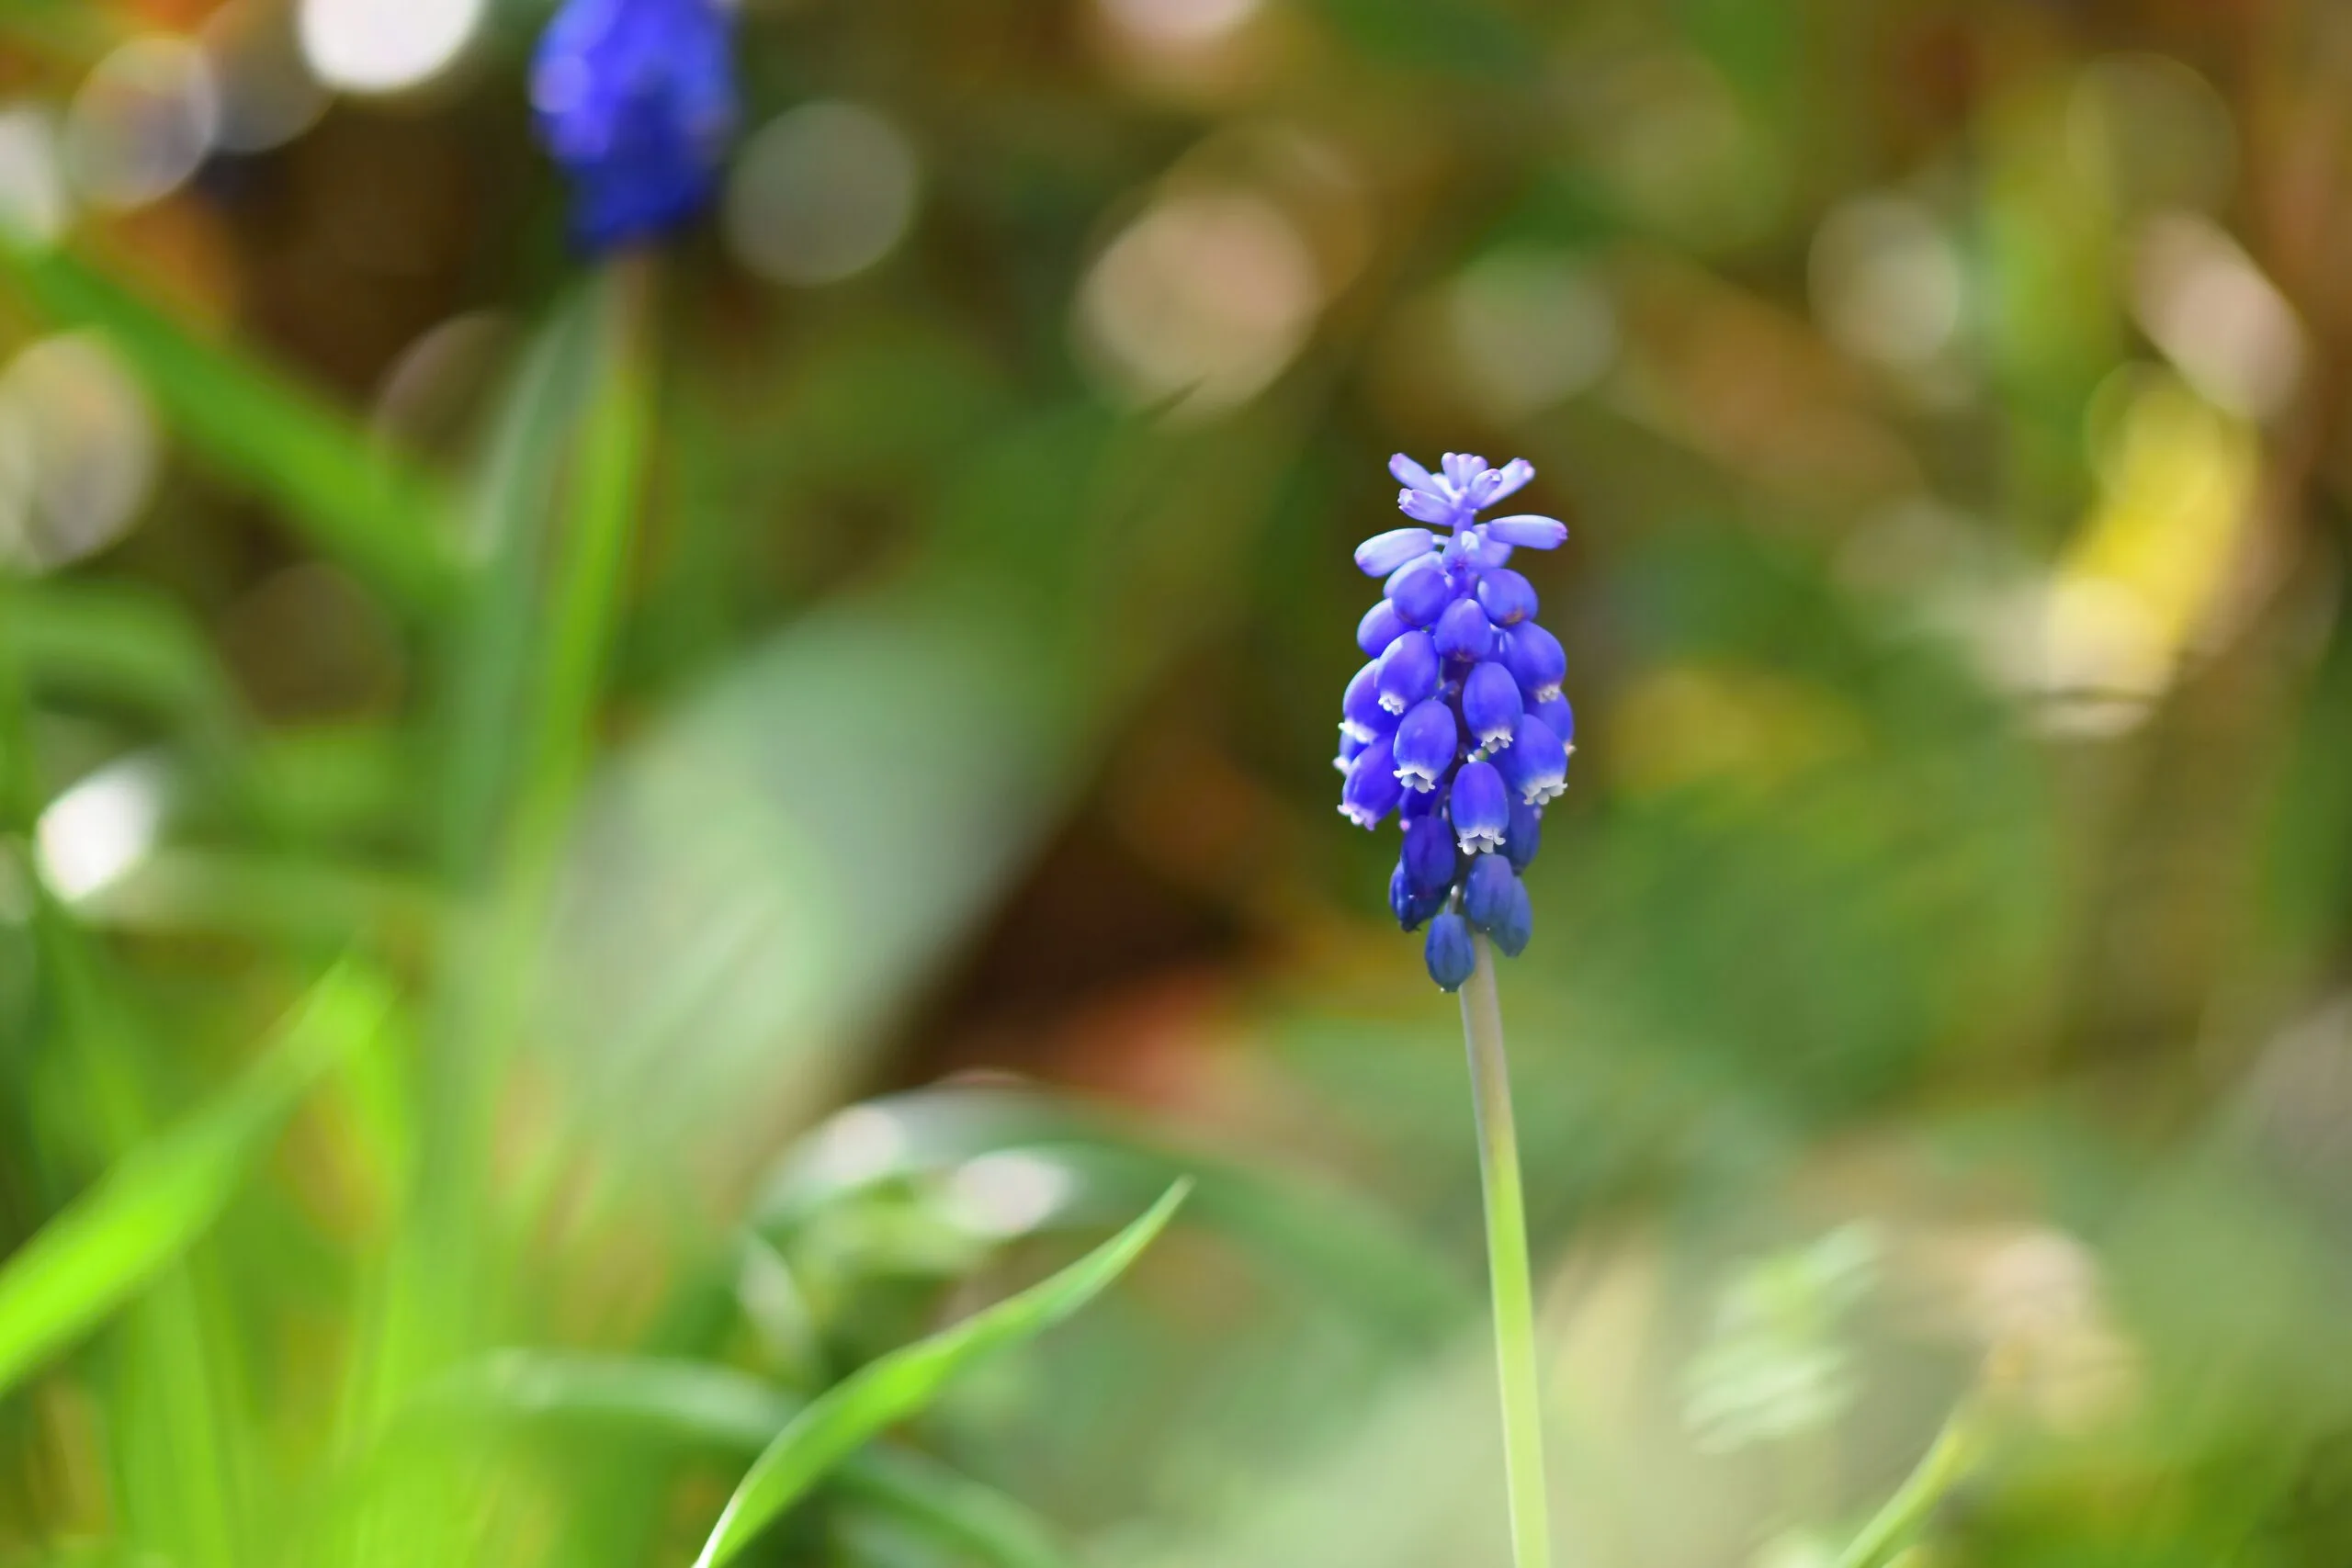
1460;932;1553;1568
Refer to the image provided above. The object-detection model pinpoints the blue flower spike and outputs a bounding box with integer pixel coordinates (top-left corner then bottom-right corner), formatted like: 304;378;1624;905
533;0;739;253
1335;453;1573;987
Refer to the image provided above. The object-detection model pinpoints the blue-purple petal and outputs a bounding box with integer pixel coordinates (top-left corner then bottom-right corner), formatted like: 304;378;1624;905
1462;852;1518;931
1450;760;1510;854
1375;630;1440;714
1385;556;1454;627
1463;661;1523;750
1476;568;1539;627
1483;514;1567;549
1358;600;1410;658
1355;527;1436;575
1340;739;1405;829
1433;597;1497;661
1391;698;1460;793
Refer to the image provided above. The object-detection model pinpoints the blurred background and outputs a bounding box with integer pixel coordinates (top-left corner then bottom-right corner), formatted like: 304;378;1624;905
6;0;2352;1564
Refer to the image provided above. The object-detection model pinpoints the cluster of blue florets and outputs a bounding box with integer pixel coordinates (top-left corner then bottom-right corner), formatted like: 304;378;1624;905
1337;454;1574;991
531;0;738;253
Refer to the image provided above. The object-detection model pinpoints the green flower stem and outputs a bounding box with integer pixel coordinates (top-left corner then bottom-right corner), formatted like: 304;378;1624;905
1831;1402;1980;1568
1459;932;1553;1568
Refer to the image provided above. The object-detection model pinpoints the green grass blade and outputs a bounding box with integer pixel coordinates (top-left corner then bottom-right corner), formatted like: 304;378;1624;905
4;580;244;742
421;1350;795;1452
0;235;460;613
836;1447;1076;1568
419;1352;1080;1568
694;1179;1191;1568
0;962;393;1400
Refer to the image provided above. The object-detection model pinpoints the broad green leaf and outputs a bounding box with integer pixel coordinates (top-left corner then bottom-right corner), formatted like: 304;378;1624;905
694;1180;1191;1567
0;962;394;1400
0;235;460;614
421;1352;1075;1568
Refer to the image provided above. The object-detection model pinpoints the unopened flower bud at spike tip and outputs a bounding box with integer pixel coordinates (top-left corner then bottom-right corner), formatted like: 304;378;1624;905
1355;526;1436;576
1424;912;1476;991
1483;513;1566;549
1390;452;1442;494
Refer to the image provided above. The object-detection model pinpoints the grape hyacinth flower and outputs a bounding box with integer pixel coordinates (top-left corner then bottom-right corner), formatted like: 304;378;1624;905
1333;451;1570;1568
1335;453;1574;992
532;0;738;253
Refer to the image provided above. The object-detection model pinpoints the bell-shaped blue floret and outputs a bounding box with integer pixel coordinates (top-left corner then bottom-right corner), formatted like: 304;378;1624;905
1334;731;1365;773
1498;714;1568;806
1462;852;1519;931
1532;693;1575;747
1500;622;1566;703
1401;816;1459;897
1358;600;1409;658
1392;698;1460;794
533;0;737;252
1450;760;1510;854
1341;660;1396;742
1424;911;1476;991
1401;773;1451;822
1462;661;1523;752
1476;568;1538;626
1340;739;1404;829
1385;556;1454;628
1375;630;1440;714
1503;796;1542;870
1492;875;1532;956
1355;527;1435;576
1390;863;1446;931
1433;597;1495;660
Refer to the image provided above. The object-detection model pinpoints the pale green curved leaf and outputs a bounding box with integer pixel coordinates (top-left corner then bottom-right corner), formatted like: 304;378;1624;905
424;1351;1076;1568
695;1179;1191;1567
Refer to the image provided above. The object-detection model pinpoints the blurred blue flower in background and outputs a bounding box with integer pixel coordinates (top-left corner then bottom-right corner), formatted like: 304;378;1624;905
1337;454;1571;990
531;0;738;252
